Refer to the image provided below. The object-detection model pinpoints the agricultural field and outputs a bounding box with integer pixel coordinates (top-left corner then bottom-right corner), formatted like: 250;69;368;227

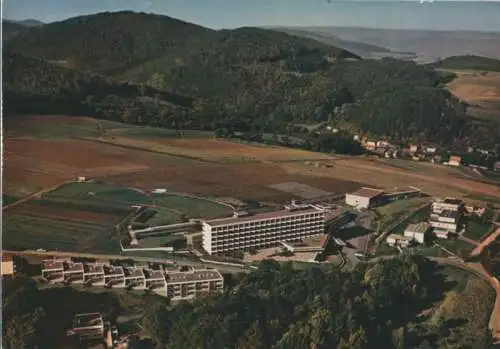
464;215;493;241
283;156;500;198
3;214;120;253
4;114;500;206
3;195;132;253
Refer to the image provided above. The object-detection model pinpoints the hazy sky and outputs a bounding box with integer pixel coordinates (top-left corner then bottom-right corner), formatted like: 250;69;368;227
3;0;500;31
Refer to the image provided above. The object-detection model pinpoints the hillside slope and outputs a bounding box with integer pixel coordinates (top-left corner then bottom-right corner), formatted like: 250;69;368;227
5;11;215;75
429;55;500;72
5;11;494;148
3;51;192;125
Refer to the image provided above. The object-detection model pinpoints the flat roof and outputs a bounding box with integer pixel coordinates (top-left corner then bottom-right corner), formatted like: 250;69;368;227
63;262;84;272
166;268;222;283
387;234;413;241
123;267;145;278
42;260;64;271
405;222;430;234
103;265;124;276
73;313;103;329
2;253;14;262
206;207;324;227
84;264;105;274
143;269;165;280
348;187;384;199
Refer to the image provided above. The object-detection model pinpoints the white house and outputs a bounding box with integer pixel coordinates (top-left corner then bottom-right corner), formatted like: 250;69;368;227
386;234;413;248
404;222;430;244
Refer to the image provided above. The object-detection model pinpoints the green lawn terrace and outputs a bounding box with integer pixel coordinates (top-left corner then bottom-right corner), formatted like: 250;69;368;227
47;181;234;225
3;214;120;253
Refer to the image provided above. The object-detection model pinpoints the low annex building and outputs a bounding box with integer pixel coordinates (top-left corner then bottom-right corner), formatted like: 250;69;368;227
345;187;385;210
386;234;413;248
404;222;430;244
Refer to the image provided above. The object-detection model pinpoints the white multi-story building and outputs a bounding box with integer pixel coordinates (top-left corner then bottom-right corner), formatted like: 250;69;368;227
431;198;463;214
404;222;430;244
201;206;326;255
165;267;223;300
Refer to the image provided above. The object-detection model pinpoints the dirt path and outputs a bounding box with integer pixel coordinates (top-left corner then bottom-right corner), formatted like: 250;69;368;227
2;180;73;211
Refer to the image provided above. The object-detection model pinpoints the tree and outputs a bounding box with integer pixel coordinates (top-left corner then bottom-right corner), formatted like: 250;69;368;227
236;321;264;349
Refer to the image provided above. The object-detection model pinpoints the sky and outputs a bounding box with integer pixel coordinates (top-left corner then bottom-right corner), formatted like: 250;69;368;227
3;0;500;32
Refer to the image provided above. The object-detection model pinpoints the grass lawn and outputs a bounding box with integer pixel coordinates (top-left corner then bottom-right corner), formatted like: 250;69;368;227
49;182;122;198
3;214;119;253
375;197;428;217
143;207;183;225
137;235;186;249
412;245;450;258
436;238;475;255
4;117;102;138
153;194;233;219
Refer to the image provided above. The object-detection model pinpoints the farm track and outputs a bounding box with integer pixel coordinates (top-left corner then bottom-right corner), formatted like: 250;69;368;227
3;180;73;210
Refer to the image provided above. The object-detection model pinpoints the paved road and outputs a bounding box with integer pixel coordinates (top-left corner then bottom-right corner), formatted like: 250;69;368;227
5;250;248;274
471;227;500;257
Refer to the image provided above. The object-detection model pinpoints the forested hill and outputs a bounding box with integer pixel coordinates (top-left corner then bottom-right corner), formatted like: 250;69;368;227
3;51;193;126
5;11;496;148
429;55;500;72
5;11;354;76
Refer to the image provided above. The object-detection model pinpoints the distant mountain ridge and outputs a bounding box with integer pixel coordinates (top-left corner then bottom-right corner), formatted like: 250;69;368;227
280;26;500;62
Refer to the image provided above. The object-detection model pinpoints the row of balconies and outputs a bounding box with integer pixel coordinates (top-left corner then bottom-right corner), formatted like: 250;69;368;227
212;218;323;231
211;224;323;237
212;219;323;232
211;227;323;239
211;231;319;244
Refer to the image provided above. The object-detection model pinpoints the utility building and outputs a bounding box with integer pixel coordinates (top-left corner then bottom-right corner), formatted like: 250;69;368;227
345;187;385;210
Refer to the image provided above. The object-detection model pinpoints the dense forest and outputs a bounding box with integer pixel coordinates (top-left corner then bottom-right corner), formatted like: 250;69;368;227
429;55;500;72
4;255;493;349
4;11;499;148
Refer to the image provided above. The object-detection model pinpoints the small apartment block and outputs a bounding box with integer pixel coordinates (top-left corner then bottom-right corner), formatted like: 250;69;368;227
124;266;146;289
63;261;84;283
73;313;104;342
83;264;105;286
144;268;166;290
429;198;464;235
202;205;326;255
42;259;65;283
103;265;125;288
165;267;223;300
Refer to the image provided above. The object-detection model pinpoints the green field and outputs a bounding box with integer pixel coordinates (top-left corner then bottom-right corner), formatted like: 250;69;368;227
464;216;493;241
3;214;119;253
153;194;233;219
49;182;232;221
436;238;475;255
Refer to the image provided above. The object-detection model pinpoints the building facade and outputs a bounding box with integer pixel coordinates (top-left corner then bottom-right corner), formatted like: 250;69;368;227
201;206;326;255
165;267;223;300
1;254;15;276
404;222;430;244
345;187;385;210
